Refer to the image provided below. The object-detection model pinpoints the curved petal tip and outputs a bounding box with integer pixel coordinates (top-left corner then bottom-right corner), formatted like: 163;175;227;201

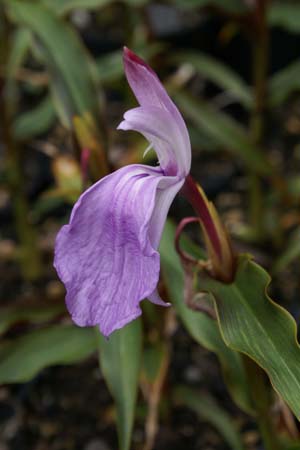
123;46;141;63
123;46;154;73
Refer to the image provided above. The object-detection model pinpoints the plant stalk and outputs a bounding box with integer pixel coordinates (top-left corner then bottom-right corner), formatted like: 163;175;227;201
0;8;41;280
243;356;280;450
180;175;235;283
249;0;269;240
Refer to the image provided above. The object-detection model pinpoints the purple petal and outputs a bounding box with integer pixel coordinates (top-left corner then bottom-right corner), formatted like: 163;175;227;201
118;106;188;177
148;176;185;248
123;48;191;174
54;164;181;336
147;178;185;307
123;47;180;118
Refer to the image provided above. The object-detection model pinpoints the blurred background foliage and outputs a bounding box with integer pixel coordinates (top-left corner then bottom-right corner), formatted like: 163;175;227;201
2;0;300;449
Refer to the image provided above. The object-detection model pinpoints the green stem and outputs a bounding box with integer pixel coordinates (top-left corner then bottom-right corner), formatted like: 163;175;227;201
243;356;280;450
0;8;41;280
249;0;269;240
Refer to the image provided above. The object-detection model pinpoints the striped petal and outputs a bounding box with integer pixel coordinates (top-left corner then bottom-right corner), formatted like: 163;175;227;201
54;164;181;336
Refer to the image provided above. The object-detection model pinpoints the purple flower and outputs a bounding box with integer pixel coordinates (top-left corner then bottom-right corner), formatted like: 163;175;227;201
54;48;191;336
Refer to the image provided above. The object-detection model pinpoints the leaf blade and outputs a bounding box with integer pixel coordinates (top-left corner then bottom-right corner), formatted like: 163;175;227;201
269;60;300;107
172;0;248;13
96;319;142;450
172;52;253;109
175;386;245;450
7;1;103;127
160;221;253;414
42;0;112;15
175;91;271;175
206;255;300;419
0;303;65;336
268;2;300;34
0;325;97;383
13;95;56;140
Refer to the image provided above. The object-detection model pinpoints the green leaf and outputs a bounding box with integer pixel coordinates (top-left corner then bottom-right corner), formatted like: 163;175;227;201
287;175;300;197
42;0;112;15
0;303;65;336
188;125;222;152
272;228;300;273
31;195;66;221
0;325;97;383
269;60;300;107
175;91;271;175
42;0;148;15
172;0;247;13
5;27;32;115
96;49;129;85
175;386;245;450
6;27;32;80
96;319;142;450
13;95;56;140
142;343;166;383
124;0;148;4
160;221;253;414
204;255;300;419
268;2;300;34
172;52;252;109
7;1;103;128
286;446;300;450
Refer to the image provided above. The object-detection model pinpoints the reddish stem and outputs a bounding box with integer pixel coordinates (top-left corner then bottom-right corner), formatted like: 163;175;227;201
175;217;203;265
80;147;90;189
180;175;222;259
